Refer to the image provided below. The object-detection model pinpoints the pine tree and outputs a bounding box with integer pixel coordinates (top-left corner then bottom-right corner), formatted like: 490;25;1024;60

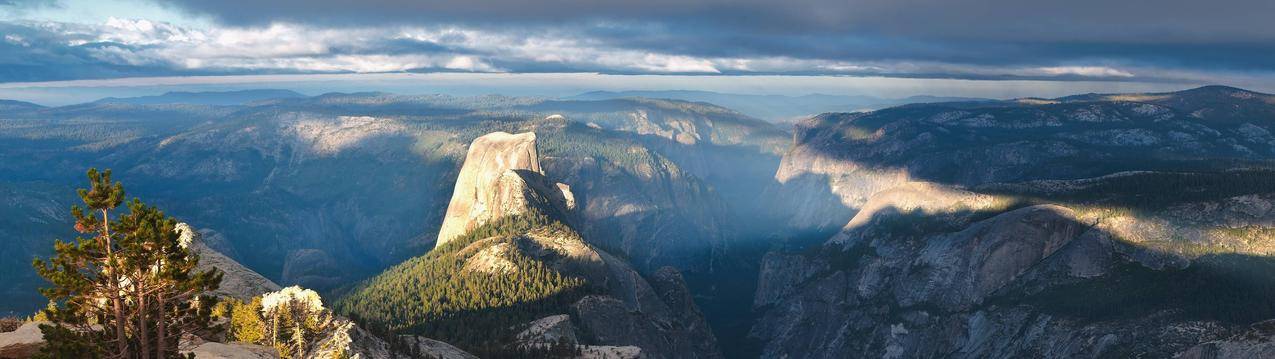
32;168;223;358
228;297;266;343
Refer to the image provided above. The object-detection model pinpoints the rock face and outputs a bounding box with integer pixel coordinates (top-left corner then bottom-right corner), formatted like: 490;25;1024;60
542;144;728;273
1180;321;1275;359
648;267;721;358
751;185;1094;357
572;253;722;358
516;314;644;359
492;231;721;358
751;87;1275;358
751;181;1242;358
0;322;44;359
518;315;579;345
0;322;284;359
310;316;464;359
186;342;277;359
397;336;479;359
437;131;574;248
767;86;1275;234
177;223;282;299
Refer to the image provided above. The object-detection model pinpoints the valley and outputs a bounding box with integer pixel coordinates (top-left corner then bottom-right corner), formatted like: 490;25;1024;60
6;85;1275;357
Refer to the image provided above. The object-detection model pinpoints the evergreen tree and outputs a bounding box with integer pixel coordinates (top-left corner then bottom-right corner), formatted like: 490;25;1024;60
32;168;223;358
225;297;266;344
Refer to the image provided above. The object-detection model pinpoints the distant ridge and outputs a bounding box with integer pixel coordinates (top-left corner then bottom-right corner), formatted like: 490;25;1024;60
567;90;987;123
1055;85;1271;102
94;89;306;106
0;99;45;112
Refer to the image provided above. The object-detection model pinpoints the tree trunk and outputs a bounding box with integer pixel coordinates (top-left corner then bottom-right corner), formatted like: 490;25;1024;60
156;294;167;358
138;282;151;359
103;209;129;359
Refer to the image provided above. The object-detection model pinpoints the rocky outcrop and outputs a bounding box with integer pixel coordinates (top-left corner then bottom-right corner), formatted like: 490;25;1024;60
470;235;719;358
0;322;44;359
483;230;720;358
177;223;282;299
516;314;645;359
397;336;479;359
577;345;642;359
0;322;282;359
311;316;477;359
186;342;277;358
517;315;579;345
1179;320;1275;358
648;267;722;359
437;131;574;248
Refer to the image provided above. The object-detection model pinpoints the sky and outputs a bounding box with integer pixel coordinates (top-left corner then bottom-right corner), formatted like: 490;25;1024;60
2;0;1274;104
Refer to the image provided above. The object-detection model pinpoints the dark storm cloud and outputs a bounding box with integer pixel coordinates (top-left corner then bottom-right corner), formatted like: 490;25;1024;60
155;0;1274;41
1;0;1273;83
0;23;160;81
146;0;1275;73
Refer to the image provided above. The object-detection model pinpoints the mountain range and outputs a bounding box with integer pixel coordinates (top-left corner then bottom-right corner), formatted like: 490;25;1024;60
568;90;987;124
6;85;1275;357
93;89;307;106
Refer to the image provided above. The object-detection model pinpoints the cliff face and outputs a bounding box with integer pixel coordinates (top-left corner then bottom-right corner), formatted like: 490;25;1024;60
750;180;1275;358
752;87;1275;358
768;86;1275;233
437;132;571;247
543;153;727;272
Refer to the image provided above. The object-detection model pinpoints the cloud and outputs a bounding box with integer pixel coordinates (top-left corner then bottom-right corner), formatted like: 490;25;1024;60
1036;67;1135;78
2;0;1274;83
3;18;1171;82
145;0;1275;42
132;0;1275;78
0;19;519;80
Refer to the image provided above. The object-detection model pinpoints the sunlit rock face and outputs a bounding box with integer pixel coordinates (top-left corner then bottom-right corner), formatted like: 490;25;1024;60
768;86;1275;234
176;223;281;300
436;131;541;247
752;87;1275;358
436;131;575;248
0;322;45;358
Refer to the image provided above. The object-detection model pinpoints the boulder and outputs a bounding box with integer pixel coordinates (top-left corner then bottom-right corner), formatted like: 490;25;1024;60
187;342;277;359
517;315;579;345
0;322;44;359
397;336;478;359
